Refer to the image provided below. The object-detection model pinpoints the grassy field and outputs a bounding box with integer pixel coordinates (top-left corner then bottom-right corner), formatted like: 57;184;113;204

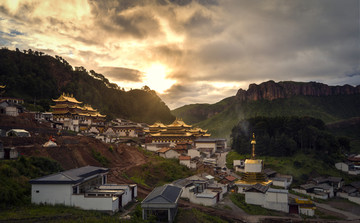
229;193;280;216
226;151;360;185
126;148;195;188
0;204;124;223
175;208;228;223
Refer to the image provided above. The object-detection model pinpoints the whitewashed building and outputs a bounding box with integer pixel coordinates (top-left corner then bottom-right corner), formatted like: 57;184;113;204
157;147;179;159
173;174;226;206
30;166;137;212
187;148;200;159
245;184;289;213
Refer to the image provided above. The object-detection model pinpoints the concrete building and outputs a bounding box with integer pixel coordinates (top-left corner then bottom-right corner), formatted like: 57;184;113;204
30;166;136;212
173;174;227;207
0;147;18;159
141;184;182;223
157;147;179;159
245;184;289;213
6;129;31;137
194;138;227;152
179;156;196;169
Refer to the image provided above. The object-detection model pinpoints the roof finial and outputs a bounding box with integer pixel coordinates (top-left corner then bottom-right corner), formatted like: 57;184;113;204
251;133;256;159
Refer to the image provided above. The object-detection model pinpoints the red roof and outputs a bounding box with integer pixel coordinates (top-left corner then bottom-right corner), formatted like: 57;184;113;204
225;175;237;182
179;156;191;160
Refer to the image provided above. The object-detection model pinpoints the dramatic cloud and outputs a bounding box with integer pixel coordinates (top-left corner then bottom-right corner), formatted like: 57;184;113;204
0;0;359;109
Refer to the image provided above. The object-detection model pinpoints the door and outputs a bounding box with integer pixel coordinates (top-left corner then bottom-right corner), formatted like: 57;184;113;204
4;148;10;159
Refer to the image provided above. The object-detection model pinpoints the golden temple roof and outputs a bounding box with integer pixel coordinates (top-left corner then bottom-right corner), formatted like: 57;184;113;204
149;121;167;128
167;118;192;128
53;93;82;104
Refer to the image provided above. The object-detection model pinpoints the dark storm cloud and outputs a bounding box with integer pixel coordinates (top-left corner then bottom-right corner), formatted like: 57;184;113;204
89;0;162;39
97;67;143;82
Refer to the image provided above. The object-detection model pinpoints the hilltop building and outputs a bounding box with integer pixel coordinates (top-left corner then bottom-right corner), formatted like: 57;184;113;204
145;118;210;146
235;133;272;193
50;93;106;131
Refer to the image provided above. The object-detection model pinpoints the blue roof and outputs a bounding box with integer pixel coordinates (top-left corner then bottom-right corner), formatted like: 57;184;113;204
29;166;108;184
142;184;182;204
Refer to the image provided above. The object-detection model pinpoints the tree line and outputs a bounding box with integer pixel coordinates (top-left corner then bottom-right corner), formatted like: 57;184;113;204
0;48;175;124
231;116;350;160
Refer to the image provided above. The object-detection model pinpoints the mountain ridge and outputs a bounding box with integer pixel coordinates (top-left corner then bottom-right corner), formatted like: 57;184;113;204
0;48;175;124
236;80;360;102
172;80;360;142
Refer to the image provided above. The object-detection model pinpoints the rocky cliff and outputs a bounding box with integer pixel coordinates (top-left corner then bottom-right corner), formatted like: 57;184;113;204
236;80;360;101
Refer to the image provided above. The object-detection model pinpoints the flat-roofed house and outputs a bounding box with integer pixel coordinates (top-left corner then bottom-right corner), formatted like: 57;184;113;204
141;184;182;223
245;184;289;213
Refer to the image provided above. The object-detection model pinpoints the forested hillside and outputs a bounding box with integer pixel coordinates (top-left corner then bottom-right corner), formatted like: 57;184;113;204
0;48;174;124
231;117;350;160
173;81;360;146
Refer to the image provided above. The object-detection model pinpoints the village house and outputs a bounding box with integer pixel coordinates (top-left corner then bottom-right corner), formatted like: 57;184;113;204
141;184;182;223
262;169;293;189
289;198;316;216
233;159;245;172
337;181;360;205
0;100;24;116
0;146;18;160
157;147;179;159
179;156;196;169
6;129;31;137
293;183;334;199
173;174;227;206
194;138;227;153
30;166;137;213
219;175;238;190
187;148;201;159
336;155;360;175
245;184;289;213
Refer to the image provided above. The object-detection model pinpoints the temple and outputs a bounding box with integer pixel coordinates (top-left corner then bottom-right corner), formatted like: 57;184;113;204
235;133;272;193
145;118;210;143
51;93;106;131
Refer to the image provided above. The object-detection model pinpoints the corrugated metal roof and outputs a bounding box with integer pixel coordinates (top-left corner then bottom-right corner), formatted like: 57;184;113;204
142;184;182;204
29;166;108;184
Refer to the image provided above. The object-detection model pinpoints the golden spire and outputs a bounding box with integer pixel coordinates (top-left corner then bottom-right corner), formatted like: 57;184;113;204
251;133;256;159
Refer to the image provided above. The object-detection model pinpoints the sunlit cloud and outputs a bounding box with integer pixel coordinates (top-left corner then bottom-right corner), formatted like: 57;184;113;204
0;0;359;109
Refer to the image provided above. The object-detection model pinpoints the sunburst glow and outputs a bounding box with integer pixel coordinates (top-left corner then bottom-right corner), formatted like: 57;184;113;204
143;63;176;94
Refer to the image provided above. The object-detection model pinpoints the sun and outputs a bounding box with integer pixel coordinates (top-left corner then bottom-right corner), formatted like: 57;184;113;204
143;63;176;93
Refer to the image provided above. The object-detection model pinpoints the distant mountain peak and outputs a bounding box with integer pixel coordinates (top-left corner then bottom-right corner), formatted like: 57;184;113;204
236;80;360;102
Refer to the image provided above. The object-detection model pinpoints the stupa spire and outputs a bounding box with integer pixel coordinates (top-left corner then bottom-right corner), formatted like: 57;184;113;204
251;133;256;159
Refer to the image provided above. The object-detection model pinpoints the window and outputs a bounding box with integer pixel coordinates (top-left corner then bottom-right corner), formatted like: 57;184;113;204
36;190;39;193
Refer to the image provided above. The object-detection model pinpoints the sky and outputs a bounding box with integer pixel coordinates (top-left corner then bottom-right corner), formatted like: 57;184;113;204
0;0;359;109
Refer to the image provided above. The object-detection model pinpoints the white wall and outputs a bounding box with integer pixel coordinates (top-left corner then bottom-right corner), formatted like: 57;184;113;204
299;208;314;216
244;161;262;173
264;191;289;213
164;150;179;159
31;184;72;205
72;195;118;212
192;195;217;206
335;162;349;172
10;150;18;159
195;142;216;151
188;149;200;159
348;195;360;205
245;192;264;205
6;107;18;116
180;160;191;168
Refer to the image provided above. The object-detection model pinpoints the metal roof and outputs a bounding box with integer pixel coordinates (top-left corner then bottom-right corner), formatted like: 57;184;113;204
29;166;108;184
245;183;269;193
142;184;182;204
